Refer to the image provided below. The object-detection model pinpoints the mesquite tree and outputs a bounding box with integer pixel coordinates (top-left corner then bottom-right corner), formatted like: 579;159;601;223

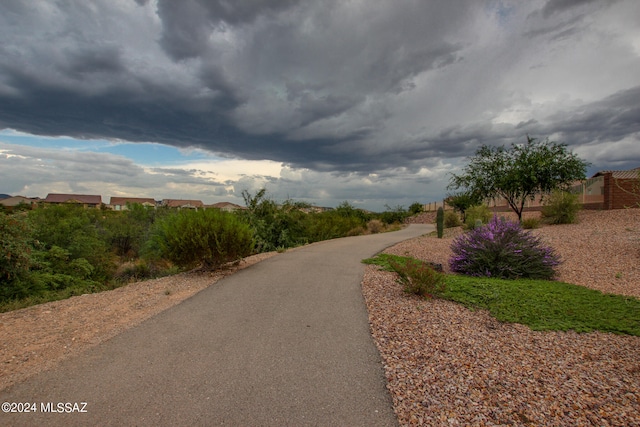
448;136;589;221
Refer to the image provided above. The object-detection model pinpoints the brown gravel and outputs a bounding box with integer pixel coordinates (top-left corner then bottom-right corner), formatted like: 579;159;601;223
364;209;640;426
0;252;277;392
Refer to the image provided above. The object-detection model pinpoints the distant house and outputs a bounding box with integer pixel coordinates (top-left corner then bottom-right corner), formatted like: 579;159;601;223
162;199;204;209
109;197;157;211
207;202;246;212
592;167;640;180
0;196;38;211
44;193;102;208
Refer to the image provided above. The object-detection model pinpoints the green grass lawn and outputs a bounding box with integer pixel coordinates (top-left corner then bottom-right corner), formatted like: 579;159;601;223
363;254;640;336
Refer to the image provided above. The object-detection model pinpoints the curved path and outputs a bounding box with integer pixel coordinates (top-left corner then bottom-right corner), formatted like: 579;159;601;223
1;224;433;426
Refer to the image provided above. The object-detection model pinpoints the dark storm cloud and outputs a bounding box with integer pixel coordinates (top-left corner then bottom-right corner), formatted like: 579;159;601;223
0;0;471;174
401;85;640;169
63;45;126;77
540;0;603;18
0;0;638;191
156;0;300;59
544;86;640;146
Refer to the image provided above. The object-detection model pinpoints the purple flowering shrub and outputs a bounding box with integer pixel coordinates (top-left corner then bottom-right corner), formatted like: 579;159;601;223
449;215;560;280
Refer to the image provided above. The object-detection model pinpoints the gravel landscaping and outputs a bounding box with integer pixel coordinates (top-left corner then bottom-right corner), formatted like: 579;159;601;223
364;209;640;426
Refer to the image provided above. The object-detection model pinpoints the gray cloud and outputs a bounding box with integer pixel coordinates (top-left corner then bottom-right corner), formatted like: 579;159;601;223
540;0;603;18
157;0;301;60
0;0;639;209
544;86;640;145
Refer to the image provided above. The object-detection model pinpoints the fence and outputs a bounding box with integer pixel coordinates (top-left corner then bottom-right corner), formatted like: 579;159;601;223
423;176;606;212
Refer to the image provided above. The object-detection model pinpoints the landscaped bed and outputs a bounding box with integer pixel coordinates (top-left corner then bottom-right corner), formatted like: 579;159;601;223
363;208;640;426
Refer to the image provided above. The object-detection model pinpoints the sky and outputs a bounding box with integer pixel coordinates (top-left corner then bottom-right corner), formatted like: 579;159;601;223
1;0;639;211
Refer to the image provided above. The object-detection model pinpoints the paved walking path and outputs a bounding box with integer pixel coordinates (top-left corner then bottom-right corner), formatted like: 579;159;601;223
1;224;433;426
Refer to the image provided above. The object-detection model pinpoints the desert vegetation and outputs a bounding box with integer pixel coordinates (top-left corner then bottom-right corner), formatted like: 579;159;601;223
0;191;419;311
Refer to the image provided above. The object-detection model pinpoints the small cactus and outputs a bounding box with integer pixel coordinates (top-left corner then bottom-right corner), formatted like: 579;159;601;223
436;207;444;238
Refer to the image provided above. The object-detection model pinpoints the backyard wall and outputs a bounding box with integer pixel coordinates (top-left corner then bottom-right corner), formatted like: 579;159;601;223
424;173;640;212
604;174;640;209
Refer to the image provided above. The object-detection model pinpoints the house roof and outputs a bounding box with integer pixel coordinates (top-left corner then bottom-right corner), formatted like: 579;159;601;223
0;196;37;207
162;199;204;208
592;166;640;179
45;193;102;204
109;197;156;206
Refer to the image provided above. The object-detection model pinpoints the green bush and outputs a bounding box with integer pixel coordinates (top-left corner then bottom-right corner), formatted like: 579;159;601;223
444;211;462;228
464;205;492;229
304;211;363;242
0;214;40;300
240;190;317;251
0;214;32;284
541;190;581;224
390;257;446;299
103;204;159;258
521;217;541;229
446;191;483;222
408;202;423;215
147;209;253;270
380;205;410;225
27;204;115;281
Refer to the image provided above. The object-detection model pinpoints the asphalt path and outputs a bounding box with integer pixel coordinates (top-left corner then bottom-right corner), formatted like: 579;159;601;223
1;224;433;426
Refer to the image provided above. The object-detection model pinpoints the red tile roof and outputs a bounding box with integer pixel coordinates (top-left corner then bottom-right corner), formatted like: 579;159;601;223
593;167;640;180
45;193;102;204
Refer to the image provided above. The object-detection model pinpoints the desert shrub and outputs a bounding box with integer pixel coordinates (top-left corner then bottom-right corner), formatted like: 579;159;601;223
446;191;483;222
0;214;32;284
0;214;40;300
380;204;411;225
464;205;492;229
27;204;115;281
449;215;560;280
114;260;153;283
102;204;159;258
344;226;364;237
408;202;423;215
521;217;541;229
541;189;581;224
366;219;384;234
444;211;462;228
305;211;363;242
113;259;178;283
389;257;446;298
146;209;253;270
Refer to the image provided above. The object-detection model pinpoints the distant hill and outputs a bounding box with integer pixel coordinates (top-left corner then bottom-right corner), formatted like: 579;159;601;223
0;194;11;200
